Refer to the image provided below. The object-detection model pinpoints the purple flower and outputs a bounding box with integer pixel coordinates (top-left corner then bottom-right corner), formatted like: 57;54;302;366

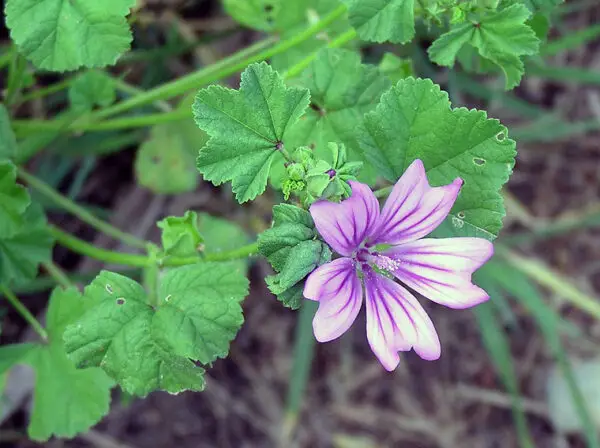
304;159;493;371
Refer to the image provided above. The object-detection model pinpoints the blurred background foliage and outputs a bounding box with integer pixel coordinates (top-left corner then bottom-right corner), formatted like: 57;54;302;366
2;0;600;447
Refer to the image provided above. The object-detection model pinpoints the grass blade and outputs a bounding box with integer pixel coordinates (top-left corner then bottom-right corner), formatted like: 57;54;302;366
472;287;534;448
485;260;600;448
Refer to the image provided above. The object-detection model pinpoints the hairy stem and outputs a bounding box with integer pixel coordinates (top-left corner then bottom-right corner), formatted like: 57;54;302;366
0;286;48;341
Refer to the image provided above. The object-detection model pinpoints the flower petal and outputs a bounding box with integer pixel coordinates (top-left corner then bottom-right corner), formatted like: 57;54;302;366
304;258;363;342
364;268;440;371
310;181;380;256
380;238;493;309
370;159;462;246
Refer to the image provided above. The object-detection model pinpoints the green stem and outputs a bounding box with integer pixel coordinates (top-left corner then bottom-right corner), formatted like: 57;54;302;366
18;168;148;250
94;34;280;120
112;77;173;112
13;109;190;133
15;5;347;136
43;261;75;289
0;286;48;341
6;50;26;106
373;185;392;198
51;226;260;267
204;242;259;262
283;28;357;79
18;77;74;104
49;226;151;267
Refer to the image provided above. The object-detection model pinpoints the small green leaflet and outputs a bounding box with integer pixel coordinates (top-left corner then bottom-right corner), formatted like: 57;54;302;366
0;288;114;441
286;49;390;183
0;105;17;160
68;71;117;111
158;211;204;259
341;0;415;44
136;97;209;194
64;266;248;396
194;62;310;203
0;161;30;237
0;203;54;285
359;77;516;240
258;204;331;309
428;4;540;89
5;0;136;71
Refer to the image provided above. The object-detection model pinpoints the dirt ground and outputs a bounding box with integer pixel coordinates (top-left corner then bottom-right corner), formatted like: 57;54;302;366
2;0;600;447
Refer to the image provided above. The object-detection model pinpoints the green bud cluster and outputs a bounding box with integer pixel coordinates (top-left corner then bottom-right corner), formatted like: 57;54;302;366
281;142;363;206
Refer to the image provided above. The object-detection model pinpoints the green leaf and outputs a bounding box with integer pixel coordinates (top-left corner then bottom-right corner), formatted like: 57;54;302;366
157;211;204;258
0;202;54;284
259;204;329;309
428;4;540;89
5;0;135;72
0;161;29;237
196;212;250;272
341;0;415;44
68;70;117;111
46;287;90;338
378;53;414;83
359;77;516;240
522;0;563;12
259;205;316;272
286;48;390;182
0;105;17;160
266;240;331;293
153;263;248;364
0;288;114;441
135;114;208;194
27;339;114;441
194;62;310;203
64;271;206;396
64;267;248;396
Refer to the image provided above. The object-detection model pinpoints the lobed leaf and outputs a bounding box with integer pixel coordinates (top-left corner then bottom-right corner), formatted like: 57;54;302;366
428;4;540;89
0;288;114;441
341;0;415;44
286;48;391;183
0;203;54;285
194;62;310;203
359;77;516;240
64;266;248;396
5;0;136;71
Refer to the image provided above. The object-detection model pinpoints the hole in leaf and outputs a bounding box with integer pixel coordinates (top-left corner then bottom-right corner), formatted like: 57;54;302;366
457;211;466;219
116;298;126;305
165;294;172;303
496;131;506;142
105;284;113;294
275;141;284;151
473;157;486;166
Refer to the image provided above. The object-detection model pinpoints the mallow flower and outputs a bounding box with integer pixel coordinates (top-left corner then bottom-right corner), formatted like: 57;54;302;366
304;159;493;370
